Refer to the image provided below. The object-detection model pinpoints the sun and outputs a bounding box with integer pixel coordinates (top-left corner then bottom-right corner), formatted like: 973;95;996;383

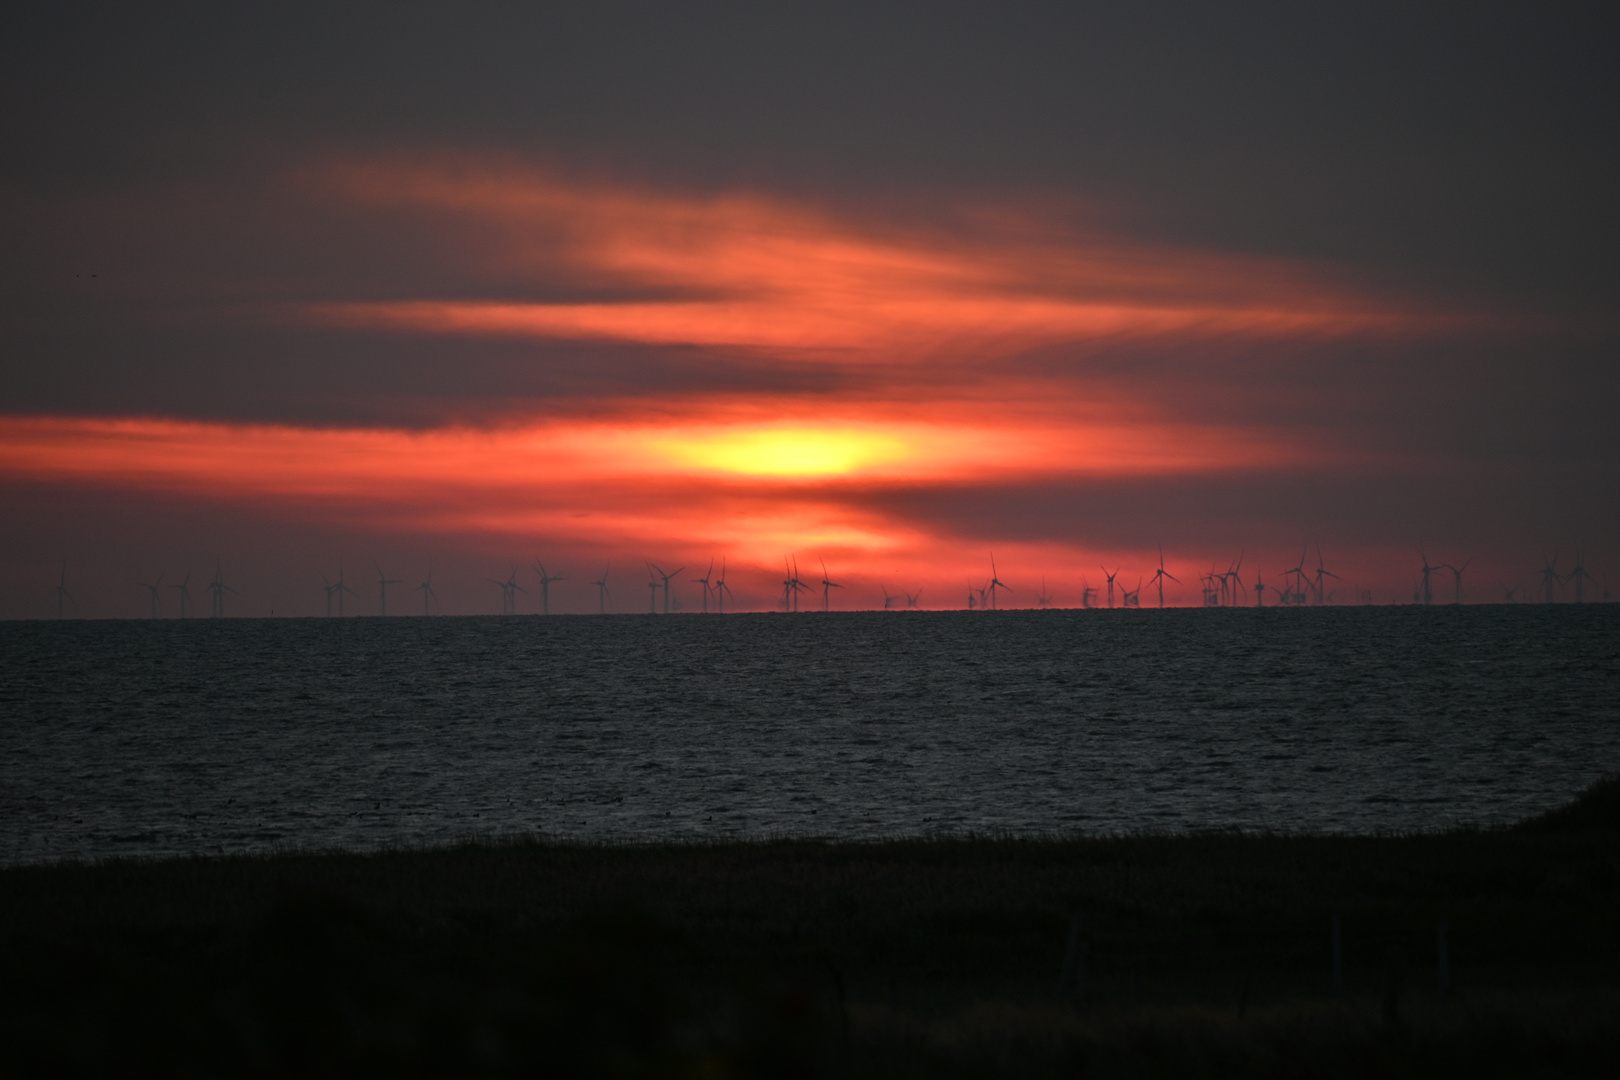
654;427;911;477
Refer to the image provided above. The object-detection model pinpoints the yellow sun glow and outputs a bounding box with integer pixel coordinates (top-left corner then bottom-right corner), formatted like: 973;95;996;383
654;428;911;476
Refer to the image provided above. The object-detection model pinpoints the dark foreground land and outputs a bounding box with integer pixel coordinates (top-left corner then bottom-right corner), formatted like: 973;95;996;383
2;781;1618;1078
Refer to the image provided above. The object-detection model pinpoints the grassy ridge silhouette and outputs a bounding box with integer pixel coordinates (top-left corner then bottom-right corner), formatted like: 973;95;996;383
1;777;1616;1076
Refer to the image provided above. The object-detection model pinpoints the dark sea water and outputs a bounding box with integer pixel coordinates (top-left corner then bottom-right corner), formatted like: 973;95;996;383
2;606;1618;865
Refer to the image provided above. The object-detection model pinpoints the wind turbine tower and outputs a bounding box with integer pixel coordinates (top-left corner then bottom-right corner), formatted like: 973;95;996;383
206;560;237;618
533;560;565;615
1418;549;1439;605
376;564;401;616
330;560;360;616
1312;546;1338;606
983;556;1010;609
649;562;683;613
591;565;610;614
1567;549;1595;603
416;561;436;616
140;574;164;619
782;557;808;612
714;559;731;613
489;568;524;615
1221;554;1247;607
170;570;192;618
1538;552;1563;603
662;563;684;613
1281;546;1310;606
1149;547;1179;608
693;560;714;613
1443;557;1471;605
54;562;71;619
819;559;843;611
1100;566;1120;609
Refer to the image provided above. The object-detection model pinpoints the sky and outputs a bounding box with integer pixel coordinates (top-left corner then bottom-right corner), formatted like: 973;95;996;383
2;2;1616;617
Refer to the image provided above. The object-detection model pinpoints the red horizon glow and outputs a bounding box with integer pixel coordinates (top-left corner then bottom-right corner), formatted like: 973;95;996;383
1;159;1575;614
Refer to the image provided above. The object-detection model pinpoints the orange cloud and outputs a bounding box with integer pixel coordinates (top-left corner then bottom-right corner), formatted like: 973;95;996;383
0;408;1321;576
302;159;1470;361
0;407;1313;493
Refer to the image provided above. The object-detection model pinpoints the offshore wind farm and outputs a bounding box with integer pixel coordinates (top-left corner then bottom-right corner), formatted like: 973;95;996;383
19;545;1613;620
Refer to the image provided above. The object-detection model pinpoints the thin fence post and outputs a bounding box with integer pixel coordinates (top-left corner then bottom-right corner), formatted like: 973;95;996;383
1331;914;1343;996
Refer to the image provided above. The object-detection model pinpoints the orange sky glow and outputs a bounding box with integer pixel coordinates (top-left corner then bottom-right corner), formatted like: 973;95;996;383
1;159;1526;612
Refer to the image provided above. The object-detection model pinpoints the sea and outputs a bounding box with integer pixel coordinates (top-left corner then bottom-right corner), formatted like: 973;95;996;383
2;605;1617;866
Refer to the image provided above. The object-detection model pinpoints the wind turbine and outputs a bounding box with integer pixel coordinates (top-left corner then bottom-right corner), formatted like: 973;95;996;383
1149;547;1179;608
662;563;684;613
1280;546;1310;606
139;574;164;619
881;584;896;610
1122;579;1142;608
206;560;237;618
489;567;525;615
787;557;810;612
1538;551;1563;603
647;566;659;614
416;561;436;616
1036;577;1052;608
986;555;1010;609
1442;556;1471;605
1310;545;1338;606
376;563;401;616
1223;553;1248;607
819;558;842;611
692;560;714;613
1567;548;1595;603
591;565;610;614
54;561;71;619
778;557;811;612
1254;569;1266;608
1100;566;1120;609
1418;549;1439;605
903;589;921;608
170;569;192;618
330;560;359;616
533;560;565;615
1080;577;1096;609
1501;582;1518;603
714;559;731;613
649;562;683;613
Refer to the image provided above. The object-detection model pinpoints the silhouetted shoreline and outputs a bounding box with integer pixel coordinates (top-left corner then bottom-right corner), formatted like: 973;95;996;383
3;777;1615;1076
